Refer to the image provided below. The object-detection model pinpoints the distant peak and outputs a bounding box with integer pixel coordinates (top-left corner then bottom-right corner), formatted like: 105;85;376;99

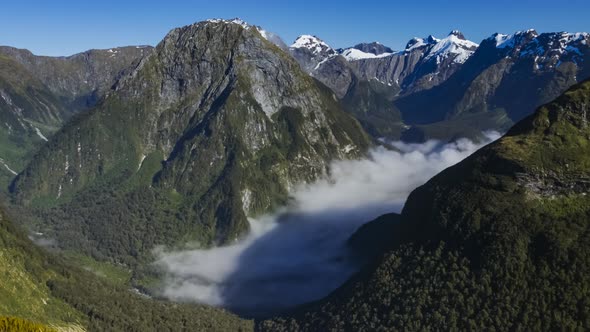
291;35;336;56
350;42;394;55
405;36;439;51
449;30;466;40
513;28;539;38
489;29;539;49
293;35;324;44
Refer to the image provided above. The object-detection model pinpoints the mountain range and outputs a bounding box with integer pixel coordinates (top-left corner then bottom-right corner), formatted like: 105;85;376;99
0;17;589;331
2;78;589;331
289;29;590;141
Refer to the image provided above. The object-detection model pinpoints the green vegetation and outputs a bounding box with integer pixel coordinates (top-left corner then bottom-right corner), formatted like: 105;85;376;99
0;316;57;332
260;80;590;330
60;252;132;286
341;79;404;140
0;45;150;191
9;21;370;269
0;55;64;188
0;203;253;331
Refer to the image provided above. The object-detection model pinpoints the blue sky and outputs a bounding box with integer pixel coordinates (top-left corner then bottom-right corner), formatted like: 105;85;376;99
2;0;589;56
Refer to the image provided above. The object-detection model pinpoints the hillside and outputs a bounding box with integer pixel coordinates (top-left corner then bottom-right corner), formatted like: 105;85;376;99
260;80;590;330
0;203;252;331
0;46;151;188
9;19;370;264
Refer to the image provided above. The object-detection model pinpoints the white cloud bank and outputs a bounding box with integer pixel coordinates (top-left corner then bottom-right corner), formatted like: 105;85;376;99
155;132;501;317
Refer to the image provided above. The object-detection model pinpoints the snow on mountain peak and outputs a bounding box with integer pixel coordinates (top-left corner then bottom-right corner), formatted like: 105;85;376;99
402;33;478;64
449;30;466;40
206;18;251;29
490;29;539;49
291;35;336;56
405;35;441;52
424;33;479;64
493;33;513;48
341;48;394;61
521;31;588;62
204;18;287;47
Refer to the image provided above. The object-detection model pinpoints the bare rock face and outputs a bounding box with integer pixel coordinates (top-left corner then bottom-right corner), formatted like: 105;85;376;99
11;19;370;260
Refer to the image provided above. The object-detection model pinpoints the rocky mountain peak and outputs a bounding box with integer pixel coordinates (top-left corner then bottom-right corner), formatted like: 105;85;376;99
290;35;336;57
489;29;539;50
405;36;439;51
481;28;589;75
448;30;466;40
424;32;479;64
350;42;394;55
289;34;339;74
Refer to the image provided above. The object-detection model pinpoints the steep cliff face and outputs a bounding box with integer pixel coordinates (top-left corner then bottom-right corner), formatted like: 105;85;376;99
261;80;590;331
10;19;370;261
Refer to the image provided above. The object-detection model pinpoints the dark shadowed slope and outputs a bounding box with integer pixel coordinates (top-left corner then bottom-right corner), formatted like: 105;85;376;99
261;80;590;331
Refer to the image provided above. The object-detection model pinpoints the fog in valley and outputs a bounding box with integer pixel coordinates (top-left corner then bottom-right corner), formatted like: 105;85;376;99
156;133;501;317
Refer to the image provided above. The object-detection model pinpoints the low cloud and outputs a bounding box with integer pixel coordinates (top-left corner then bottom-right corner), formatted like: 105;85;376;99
155;132;501;317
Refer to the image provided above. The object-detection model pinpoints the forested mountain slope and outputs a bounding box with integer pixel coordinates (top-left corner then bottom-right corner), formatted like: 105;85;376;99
261;80;590;331
0;46;151;187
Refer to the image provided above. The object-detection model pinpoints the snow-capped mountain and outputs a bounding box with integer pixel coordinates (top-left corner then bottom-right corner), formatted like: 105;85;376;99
425;30;478;64
395;29;590;142
291;35;336;56
340;48;394;61
488;30;589;74
347;31;479;94
289;35;338;73
285;27;589;143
